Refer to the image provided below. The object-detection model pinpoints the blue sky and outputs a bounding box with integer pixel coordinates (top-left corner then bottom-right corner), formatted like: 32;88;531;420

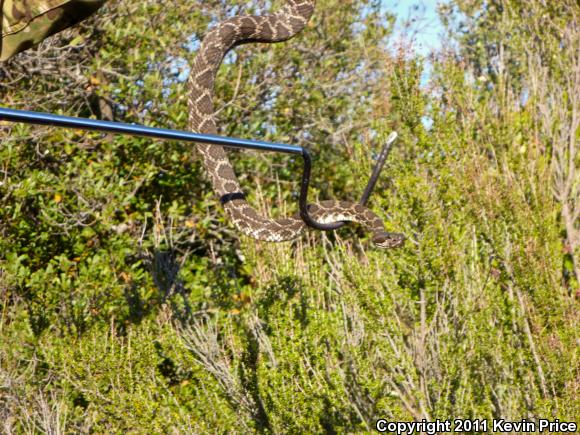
388;0;445;56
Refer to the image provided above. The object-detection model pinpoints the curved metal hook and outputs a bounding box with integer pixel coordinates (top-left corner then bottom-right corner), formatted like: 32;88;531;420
299;131;398;231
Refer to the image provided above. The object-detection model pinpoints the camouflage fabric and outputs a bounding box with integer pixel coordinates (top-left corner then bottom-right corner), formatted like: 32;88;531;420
1;0;107;61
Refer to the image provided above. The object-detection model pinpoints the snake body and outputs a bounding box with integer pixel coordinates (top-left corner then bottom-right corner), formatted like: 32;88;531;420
188;0;405;248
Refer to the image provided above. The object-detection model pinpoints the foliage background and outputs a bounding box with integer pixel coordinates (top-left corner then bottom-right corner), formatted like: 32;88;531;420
0;0;578;432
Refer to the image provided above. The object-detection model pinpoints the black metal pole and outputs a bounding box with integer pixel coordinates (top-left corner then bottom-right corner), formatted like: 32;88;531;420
0;107;302;155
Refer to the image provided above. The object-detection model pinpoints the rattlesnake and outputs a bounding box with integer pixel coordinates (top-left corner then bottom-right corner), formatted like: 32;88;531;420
188;0;404;248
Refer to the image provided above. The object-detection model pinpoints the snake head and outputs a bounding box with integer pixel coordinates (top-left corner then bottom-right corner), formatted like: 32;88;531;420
372;232;406;249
